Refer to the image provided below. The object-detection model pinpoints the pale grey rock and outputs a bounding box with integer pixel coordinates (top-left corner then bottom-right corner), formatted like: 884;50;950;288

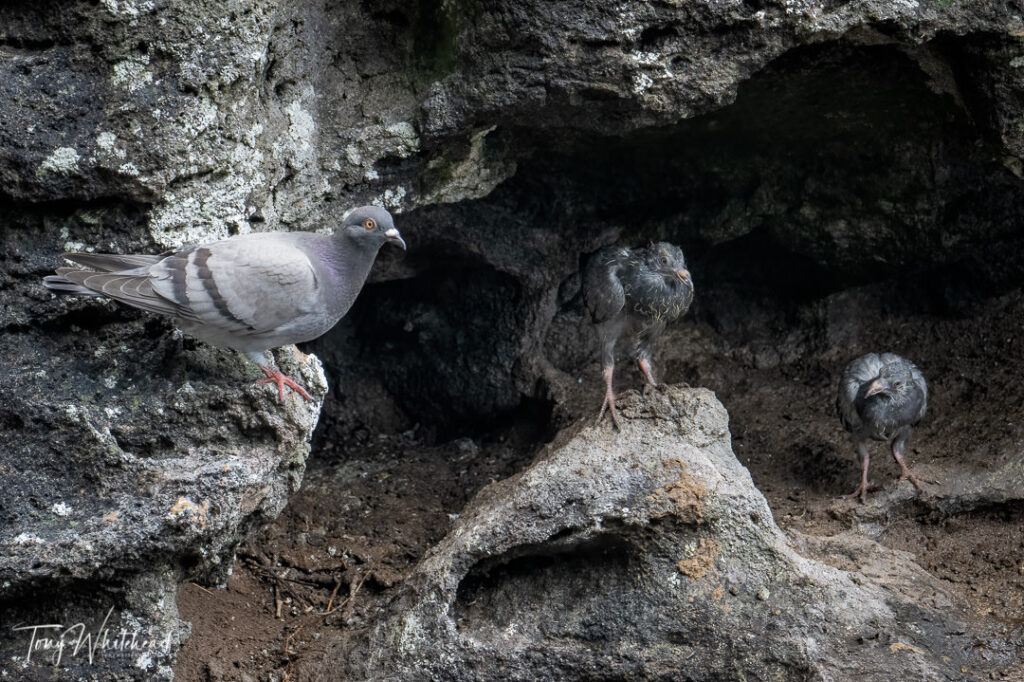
301;387;1007;681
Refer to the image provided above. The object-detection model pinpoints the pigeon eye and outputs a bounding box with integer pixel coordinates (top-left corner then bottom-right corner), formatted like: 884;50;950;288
660;256;669;266
364;218;377;230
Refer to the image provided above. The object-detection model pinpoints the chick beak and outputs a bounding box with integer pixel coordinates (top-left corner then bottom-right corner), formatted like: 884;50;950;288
675;269;691;285
384;228;407;250
865;379;886;397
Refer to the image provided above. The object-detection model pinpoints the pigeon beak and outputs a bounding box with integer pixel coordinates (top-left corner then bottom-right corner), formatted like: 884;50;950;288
385;228;406;250
675;269;691;284
865;379;886;397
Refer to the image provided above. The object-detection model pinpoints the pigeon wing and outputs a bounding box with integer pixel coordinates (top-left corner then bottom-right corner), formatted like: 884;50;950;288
583;246;630;323
148;234;320;336
837;352;884;432
904;358;928;425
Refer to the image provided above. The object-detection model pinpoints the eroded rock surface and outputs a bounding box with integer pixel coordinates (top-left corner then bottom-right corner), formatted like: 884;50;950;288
300;387;1006;681
0;274;325;681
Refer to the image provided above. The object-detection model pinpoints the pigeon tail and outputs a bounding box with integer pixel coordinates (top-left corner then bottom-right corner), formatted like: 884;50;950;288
43;275;102;296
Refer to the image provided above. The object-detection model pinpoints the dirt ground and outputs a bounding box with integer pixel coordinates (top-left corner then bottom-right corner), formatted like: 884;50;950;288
174;415;545;681
175;283;1024;681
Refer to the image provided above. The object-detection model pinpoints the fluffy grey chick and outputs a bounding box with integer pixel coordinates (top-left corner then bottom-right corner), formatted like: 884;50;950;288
837;352;933;502
583;242;694;429
44;206;405;402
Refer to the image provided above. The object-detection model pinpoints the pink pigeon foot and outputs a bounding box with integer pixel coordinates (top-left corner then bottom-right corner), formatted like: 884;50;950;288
257;364;313;403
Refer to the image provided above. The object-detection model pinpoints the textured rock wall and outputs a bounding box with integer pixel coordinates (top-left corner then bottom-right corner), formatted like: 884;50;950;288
3;0;1024;679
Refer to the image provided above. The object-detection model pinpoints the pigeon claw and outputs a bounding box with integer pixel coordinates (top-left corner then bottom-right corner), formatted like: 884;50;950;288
892;450;934;494
897;471;935;493
642;382;668;396
597;394;622;430
257;364;313;403
842;484;869;504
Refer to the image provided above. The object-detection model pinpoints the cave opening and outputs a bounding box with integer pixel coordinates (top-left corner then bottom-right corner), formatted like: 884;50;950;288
310;36;1024;447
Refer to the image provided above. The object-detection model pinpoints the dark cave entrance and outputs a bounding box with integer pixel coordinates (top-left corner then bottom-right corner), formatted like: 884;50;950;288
309;36;1024;446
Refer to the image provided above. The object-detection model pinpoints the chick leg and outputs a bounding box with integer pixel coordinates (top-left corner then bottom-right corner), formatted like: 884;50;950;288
892;437;935;493
637;356;658;389
843;441;871;503
634;329;659;393
595;329;622;429
635;329;662;394
596;365;622;429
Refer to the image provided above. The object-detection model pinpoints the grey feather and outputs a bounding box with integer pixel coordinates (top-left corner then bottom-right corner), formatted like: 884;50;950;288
43;206;405;360
583;246;629;324
837;352;927;442
54;267;187;318
42;275;99;296
64;252;166;272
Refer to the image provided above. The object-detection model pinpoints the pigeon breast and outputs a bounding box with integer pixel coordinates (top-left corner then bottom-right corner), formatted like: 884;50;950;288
838;352;927;441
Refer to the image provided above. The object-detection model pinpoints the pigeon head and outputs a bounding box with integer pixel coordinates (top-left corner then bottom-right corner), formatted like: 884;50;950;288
339;206;406;251
645;242;691;286
864;362;914;401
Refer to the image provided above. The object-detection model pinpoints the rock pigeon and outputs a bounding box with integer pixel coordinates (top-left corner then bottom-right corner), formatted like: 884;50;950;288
44;206;405;402
836;352;933;502
582;242;694;428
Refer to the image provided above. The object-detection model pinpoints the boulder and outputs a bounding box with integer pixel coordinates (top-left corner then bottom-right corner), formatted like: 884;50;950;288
304;387;1008;681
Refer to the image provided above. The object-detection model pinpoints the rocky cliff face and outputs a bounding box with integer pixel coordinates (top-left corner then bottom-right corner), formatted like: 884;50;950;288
2;0;1024;680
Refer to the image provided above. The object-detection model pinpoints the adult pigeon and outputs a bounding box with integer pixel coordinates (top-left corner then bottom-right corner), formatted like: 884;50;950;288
582;242;694;428
44;206;405;402
836;352;933;502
